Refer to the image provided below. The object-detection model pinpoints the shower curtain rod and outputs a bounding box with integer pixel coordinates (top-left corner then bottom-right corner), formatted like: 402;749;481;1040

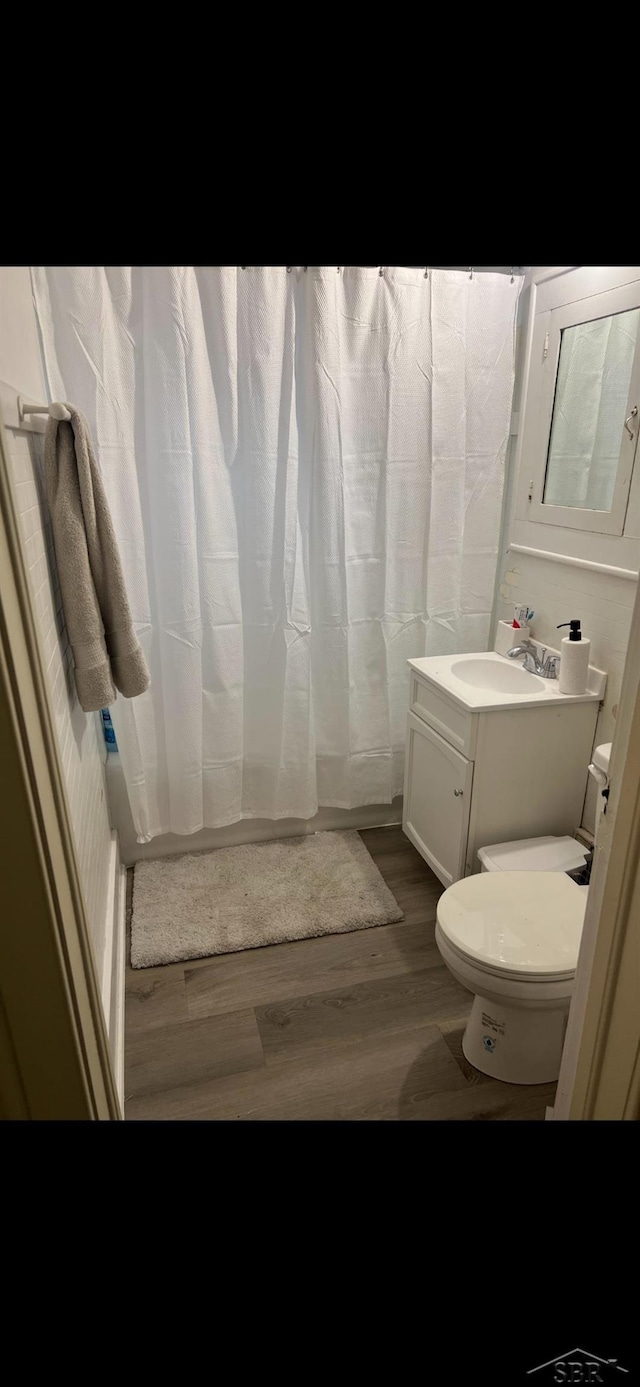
242;266;527;275
279;266;526;282
406;266;526;274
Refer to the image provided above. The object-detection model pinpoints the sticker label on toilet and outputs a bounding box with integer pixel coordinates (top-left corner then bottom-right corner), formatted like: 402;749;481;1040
481;1011;505;1037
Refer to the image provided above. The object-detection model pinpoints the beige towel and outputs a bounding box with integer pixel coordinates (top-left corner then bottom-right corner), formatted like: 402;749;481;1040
44;405;150;713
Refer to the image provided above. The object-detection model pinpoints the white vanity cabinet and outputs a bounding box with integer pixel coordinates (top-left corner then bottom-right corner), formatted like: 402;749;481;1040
402;664;600;888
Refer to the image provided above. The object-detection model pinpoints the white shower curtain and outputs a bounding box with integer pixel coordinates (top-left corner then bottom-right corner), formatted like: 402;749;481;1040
32;267;520;841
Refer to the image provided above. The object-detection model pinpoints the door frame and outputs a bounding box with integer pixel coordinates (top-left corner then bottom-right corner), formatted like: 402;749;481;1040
0;405;120;1119
554;557;640;1119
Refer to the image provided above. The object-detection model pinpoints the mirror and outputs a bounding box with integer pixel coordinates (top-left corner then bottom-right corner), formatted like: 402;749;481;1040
543;306;640;512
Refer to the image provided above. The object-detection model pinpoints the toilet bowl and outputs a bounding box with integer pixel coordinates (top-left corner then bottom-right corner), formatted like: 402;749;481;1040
436;871;586;1084
434;741;611;1085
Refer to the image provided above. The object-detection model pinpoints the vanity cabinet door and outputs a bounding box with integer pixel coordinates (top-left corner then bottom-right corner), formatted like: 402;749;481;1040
402;711;473;887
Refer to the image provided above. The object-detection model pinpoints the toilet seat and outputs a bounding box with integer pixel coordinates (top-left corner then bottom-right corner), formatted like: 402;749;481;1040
436;871;586;981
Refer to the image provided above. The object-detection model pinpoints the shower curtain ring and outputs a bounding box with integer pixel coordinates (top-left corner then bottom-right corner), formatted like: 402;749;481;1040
469;267;474;280
379;266;384;277
424;266;429;279
510;266;515;282
286;266;292;274
337;267;341;273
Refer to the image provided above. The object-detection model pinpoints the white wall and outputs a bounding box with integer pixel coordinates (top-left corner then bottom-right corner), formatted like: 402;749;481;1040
495;268;640;833
0;267;117;992
0;265;47;398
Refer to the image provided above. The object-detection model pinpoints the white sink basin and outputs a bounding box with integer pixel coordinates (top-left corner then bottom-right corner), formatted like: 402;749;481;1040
450;657;546;696
407;650;605;713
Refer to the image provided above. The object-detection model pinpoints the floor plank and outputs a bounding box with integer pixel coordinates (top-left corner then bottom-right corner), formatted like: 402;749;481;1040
436;1020;557;1117
255;968;469;1066
398;1077;557;1122
438;1018;494;1086
358;824;416;856
126;967;188;1035
125;1010;264;1100
125;1024;469;1121
184;918;442;1021
125;825;557;1121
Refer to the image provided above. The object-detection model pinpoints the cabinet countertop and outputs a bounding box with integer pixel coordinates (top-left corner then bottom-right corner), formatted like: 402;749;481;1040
408;651;605;714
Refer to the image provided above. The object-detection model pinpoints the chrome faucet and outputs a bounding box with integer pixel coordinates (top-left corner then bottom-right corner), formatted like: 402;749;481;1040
506;641;560;679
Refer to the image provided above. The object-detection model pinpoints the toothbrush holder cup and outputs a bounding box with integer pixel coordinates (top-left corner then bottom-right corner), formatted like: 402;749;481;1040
495;620;530;658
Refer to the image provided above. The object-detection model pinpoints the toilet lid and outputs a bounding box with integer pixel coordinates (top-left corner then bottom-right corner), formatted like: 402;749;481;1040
437;871;586;977
477;836;587;873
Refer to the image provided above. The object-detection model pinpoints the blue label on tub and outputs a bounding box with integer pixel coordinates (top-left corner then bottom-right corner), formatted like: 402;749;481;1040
101;708;118;752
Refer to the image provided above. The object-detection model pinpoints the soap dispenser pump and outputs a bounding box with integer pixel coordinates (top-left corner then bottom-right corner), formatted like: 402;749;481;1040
557;619;590;695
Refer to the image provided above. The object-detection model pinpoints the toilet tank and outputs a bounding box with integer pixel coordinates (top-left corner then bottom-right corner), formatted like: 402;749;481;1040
591;742;612;774
589;742;612;844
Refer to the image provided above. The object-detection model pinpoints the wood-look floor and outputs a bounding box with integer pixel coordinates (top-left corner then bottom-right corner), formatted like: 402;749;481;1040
124;826;556;1121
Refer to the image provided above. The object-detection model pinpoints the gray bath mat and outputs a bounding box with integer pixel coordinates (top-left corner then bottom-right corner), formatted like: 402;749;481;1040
131;830;404;968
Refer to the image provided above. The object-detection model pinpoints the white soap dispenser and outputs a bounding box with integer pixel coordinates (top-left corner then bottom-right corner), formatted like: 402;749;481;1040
557;619;590;695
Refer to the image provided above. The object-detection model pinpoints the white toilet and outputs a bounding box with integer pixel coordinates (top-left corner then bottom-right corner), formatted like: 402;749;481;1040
435;743;611;1085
